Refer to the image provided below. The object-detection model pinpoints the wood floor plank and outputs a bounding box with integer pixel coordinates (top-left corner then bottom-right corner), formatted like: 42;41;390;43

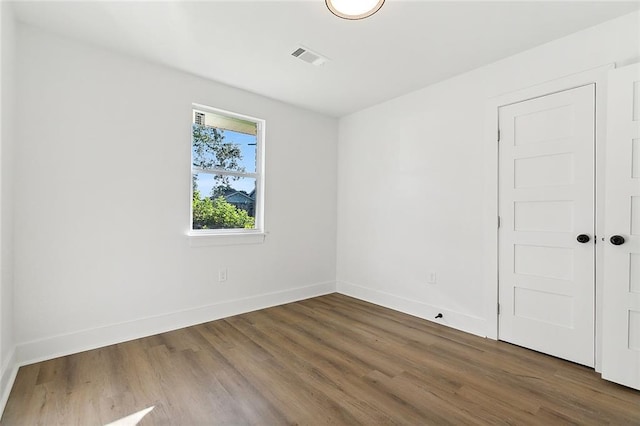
2;293;639;425
239;310;402;424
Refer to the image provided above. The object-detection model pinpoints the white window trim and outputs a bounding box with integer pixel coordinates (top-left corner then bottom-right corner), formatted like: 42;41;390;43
188;231;267;247
187;104;266;241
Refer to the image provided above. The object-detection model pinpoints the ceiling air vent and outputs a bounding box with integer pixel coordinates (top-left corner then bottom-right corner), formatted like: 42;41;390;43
291;46;328;66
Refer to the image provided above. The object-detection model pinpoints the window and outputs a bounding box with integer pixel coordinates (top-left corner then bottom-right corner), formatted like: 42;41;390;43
190;105;264;235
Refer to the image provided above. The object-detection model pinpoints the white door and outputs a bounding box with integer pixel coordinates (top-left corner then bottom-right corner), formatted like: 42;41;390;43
498;84;595;367
602;63;640;390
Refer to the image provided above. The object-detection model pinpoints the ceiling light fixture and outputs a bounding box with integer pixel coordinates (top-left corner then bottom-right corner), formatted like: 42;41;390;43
326;0;385;20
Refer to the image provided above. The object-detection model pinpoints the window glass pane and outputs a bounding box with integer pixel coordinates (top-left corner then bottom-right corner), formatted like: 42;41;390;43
192;173;257;230
192;126;257;173
225;129;257;174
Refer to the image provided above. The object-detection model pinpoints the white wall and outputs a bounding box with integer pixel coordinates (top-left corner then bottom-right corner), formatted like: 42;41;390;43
13;24;338;363
0;0;17;411
336;11;640;336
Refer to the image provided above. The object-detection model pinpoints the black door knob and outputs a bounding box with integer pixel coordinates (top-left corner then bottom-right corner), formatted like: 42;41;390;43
610;235;625;246
576;234;590;243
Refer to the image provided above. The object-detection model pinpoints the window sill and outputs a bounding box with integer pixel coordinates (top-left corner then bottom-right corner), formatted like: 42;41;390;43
187;231;267;247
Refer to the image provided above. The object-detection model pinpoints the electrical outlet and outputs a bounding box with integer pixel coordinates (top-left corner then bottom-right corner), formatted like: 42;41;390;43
218;268;228;282
427;272;437;284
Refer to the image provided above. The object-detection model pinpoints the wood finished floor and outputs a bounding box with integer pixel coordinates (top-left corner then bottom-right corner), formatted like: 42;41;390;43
2;293;639;425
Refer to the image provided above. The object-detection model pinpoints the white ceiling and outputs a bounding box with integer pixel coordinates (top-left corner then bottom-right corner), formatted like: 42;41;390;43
10;1;640;117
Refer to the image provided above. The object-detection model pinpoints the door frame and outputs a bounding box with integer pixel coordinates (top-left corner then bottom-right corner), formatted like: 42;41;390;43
482;63;613;372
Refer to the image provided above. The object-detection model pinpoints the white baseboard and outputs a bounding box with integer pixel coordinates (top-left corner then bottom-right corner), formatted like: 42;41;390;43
337;280;488;338
0;347;17;416
16;281;336;367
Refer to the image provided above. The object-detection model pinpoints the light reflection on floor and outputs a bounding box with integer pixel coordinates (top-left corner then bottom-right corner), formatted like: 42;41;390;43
104;406;154;426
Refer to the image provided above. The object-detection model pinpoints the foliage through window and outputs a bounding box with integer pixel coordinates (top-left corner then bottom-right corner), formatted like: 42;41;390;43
191;106;263;233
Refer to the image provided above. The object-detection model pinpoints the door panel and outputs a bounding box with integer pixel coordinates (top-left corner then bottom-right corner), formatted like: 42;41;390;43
602;63;640;390
514;200;574;232
631;254;640;294
514;152;575;188
632;139;640;178
498;84;595;367
633;197;640;235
